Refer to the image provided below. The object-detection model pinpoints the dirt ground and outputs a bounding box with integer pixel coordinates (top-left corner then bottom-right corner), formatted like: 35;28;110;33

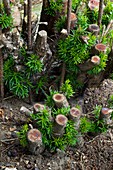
0;96;113;170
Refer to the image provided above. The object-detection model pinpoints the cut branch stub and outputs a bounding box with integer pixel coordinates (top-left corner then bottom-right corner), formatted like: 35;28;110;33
100;108;113;119
53;93;69;108
69;107;81;121
99;108;113;125
33;103;45;113
88;24;100;35
95;43;107;53
70;12;77;30
91;55;100;65
27;129;44;155
53;114;68;137
80;35;89;44
88;0;99;11
91;43;107;55
33;103;52;121
69;107;81;130
78;55;100;71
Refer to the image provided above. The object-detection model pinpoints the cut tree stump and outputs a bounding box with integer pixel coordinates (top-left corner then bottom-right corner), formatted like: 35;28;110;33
88;24;100;35
53;93;69;108
91;43;107;55
35;30;48;57
27;128;44;155
33;103;45;113
88;0;99;11
78;55;100;72
69;107;81;129
100;108;113;125
53;114;68;137
69;107;81;121
70;12;77;30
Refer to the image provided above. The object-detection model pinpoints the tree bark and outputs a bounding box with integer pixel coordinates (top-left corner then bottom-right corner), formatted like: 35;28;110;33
78;56;100;72
3;0;11;15
27;0;32;50
69;107;81;130
91;43;107;55
99;108;113;125
88;24;100;35
53;93;69;108
98;0;104;27
103;46;113;78
35;30;48;57
0;28;4;100
60;0;72;86
22;0;28;39
33;103;45;113
27;129;45;155
67;0;72;34
39;0;68;35
52;114;68;137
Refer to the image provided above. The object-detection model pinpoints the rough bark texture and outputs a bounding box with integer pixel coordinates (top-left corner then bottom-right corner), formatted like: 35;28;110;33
35;30;48;57
38;0;56;35
34;30;52;74
0;28;4;100
98;0;104;27
78;56;100;72
53;114;68;137
60;0;72;86
67;0;72;34
69;107;81;130
22;1;28;39
3;0;11;15
27;0;32;50
39;0;68;35
104;46;113;78
27;129;44;155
